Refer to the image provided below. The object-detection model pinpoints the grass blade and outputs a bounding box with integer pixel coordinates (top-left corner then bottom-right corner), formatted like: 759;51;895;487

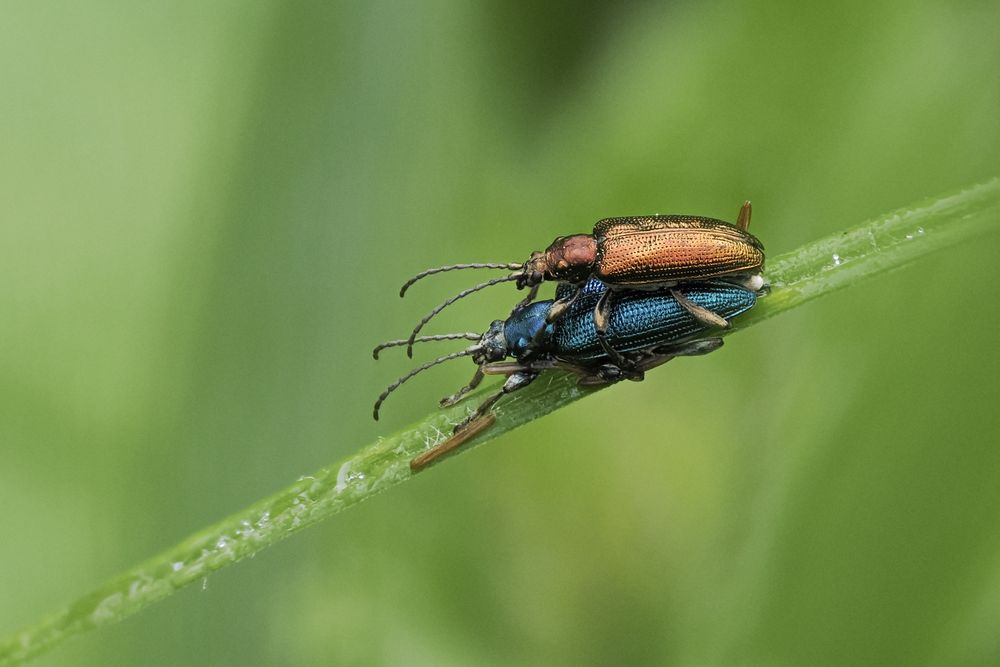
1;178;997;666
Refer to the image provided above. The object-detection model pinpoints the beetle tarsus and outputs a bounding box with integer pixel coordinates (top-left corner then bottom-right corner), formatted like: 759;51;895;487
439;367;485;407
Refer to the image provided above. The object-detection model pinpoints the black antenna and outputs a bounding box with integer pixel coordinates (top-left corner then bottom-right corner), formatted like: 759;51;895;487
404;274;520;357
399;263;523;297
373;346;480;420
373;333;481;360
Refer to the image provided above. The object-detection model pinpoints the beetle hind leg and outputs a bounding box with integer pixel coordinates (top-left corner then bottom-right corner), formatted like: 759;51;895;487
671;288;730;329
651;337;724;358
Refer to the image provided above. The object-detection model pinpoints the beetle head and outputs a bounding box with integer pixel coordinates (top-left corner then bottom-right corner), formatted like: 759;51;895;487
473;319;508;364
518;251;547;289
519;235;596;288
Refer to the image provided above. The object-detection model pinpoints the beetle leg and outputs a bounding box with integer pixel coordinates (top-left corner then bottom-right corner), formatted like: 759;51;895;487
577;336;726;387
545;284;584;323
419;369;539;470
482;360;559;375
553;351;645;385
634;337;725;374
443;355;564;405
736;200;752;231
481;361;530;375
632;354;675;375
649;337;724;359
593;289;634;370
410;413;497;472
576;364;645;386
671;288;730;328
439;367;485;407
516;282;540;309
594;291;651;381
451;370;539;435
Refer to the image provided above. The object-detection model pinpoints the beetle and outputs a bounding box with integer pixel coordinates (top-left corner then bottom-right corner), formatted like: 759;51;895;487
398;201;764;365
373;277;761;470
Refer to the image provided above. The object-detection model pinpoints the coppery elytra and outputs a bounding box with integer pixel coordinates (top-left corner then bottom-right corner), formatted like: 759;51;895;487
374;278;762;471
397;202;765;365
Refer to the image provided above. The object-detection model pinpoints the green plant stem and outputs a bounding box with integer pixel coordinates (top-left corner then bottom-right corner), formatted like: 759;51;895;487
2;178;998;666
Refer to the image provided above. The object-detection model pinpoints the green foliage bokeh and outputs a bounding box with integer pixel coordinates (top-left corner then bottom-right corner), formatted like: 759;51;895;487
2;2;999;665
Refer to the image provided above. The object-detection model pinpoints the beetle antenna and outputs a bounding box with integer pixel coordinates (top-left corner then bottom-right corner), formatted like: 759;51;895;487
373;346;480;420
405;274;520;357
399;263;523;297
373;333;481;359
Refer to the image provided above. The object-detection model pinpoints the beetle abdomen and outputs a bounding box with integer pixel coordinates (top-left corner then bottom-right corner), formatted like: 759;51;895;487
594;215;764;285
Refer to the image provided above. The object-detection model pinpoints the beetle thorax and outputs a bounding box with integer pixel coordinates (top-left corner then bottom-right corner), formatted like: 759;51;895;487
541;235;598;283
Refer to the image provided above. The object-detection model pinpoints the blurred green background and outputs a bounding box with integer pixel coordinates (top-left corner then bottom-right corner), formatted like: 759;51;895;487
2;1;999;665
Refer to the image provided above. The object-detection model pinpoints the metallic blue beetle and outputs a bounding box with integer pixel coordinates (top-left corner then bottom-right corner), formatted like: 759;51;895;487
373;278;759;470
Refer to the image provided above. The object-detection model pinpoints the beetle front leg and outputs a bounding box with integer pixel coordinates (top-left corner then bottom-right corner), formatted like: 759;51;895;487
516;282;540;308
439;367;485;407
671;288;730;329
441;358;560;407
451;370;538;434
545;284;583;323
412;370;539;471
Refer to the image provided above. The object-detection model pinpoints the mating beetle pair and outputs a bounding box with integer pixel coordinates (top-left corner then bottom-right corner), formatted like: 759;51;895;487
375;202;766;470
376;278;760;470
400;201;763;365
